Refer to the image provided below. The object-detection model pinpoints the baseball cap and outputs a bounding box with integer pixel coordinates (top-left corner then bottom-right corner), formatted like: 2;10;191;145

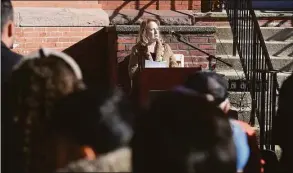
183;71;229;105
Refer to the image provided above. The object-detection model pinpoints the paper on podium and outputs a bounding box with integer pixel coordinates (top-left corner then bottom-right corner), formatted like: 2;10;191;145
145;60;168;68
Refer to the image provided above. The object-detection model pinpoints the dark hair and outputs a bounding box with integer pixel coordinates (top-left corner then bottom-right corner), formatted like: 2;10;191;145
184;71;228;105
1;0;14;33
51;87;134;154
10;55;85;173
132;90;237;173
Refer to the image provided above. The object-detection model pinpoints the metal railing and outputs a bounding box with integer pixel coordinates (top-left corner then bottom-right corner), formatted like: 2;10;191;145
225;0;279;150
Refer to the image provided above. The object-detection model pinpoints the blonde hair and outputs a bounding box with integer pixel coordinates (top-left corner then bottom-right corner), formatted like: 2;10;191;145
138;18;163;46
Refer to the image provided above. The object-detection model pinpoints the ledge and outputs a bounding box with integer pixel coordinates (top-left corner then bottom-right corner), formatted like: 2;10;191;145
14;7;109;27
107;10;293;25
112;25;216;34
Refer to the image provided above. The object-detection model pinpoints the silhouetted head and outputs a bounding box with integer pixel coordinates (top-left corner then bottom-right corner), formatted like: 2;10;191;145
1;0;16;48
51;87;134;170
132;89;237;173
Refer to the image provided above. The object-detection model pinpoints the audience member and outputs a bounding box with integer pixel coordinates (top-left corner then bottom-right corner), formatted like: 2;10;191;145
9;48;85;173
132;89;237;173
128;18;178;79
183;71;262;173
1;1;22;171
277;73;293;173
1;0;21;83
54;87;133;172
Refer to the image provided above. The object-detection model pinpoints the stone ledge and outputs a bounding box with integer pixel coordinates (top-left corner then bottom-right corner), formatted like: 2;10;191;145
111;25;216;34
14;7;109;27
107;10;293;25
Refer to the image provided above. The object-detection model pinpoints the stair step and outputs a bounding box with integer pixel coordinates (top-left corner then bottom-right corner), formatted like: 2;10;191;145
215;55;293;71
215;69;292;86
216;26;293;41
216;40;293;57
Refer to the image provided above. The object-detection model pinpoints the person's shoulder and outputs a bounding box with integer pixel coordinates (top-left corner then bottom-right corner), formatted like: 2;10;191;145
1;46;22;61
231;119;256;136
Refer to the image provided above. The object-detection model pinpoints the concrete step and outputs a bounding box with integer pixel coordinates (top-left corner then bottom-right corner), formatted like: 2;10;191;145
215;54;293;71
216;26;293;41
215;69;292;87
230;106;252;123
229;91;251;108
216;39;293;57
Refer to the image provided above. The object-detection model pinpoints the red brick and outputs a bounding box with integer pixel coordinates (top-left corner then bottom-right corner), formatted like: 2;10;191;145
22;28;34;31
83;31;95;36
189;50;206;56
168;43;178;50
173;50;189;56
118;44;125;51
32;27;45;32
45;27;58;32
23;32;37;37
178;44;189;50
58;38;71;42
62;43;74;48
25;43;39;48
25;37;46;43
58;28;70;32
117;37;137;44
199;44;215;50
63;31;84;37
38;32;48;37
189;37;209;43
69;37;83;42
208;38;216;43
46;38;59;42
82;27;95;32
70;28;82;32
42;42;57;48
48;31;62;37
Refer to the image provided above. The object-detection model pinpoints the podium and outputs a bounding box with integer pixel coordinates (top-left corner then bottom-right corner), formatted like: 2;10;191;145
132;67;202;106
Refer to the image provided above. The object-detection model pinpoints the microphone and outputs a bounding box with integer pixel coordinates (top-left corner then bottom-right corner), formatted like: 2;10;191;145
170;31;182;38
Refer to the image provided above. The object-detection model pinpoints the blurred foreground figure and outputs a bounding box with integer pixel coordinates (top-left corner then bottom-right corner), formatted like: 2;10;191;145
9;48;85;173
54;88;133;172
2;0;22;172
277;74;293;173
183;71;262;173
132;89;237;173
1;0;21;83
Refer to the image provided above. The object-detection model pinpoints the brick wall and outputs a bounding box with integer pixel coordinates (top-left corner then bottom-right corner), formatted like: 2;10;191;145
14;27;100;55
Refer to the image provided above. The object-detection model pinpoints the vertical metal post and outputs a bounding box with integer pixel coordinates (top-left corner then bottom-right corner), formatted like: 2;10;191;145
271;73;277;150
260;72;266;150
232;0;238;56
250;31;257;126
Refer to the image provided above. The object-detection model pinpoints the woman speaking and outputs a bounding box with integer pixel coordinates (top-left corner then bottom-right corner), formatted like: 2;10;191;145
128;19;178;79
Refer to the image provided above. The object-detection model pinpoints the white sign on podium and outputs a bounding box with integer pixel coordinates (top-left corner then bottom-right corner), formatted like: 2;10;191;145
145;60;168;68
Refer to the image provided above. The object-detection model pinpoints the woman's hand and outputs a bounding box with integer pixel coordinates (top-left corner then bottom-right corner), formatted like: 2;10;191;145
146;52;153;61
